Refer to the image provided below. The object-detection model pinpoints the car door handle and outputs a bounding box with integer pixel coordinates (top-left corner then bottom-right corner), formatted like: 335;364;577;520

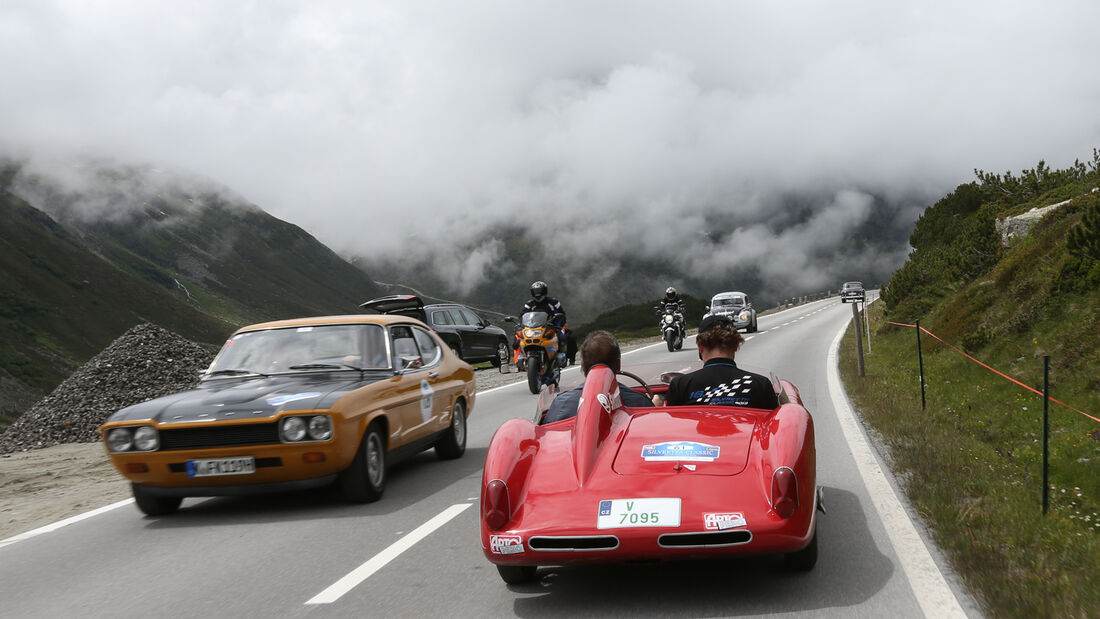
428;372;439;378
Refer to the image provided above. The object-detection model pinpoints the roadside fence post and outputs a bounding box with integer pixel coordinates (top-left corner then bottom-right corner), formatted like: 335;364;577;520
1042;355;1050;515
863;301;872;354
916;319;926;410
852;301;865;377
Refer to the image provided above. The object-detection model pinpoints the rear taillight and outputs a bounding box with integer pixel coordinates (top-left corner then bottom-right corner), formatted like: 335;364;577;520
771;467;799;519
484;479;510;530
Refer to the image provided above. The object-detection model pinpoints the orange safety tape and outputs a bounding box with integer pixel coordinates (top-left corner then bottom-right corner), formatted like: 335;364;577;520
879;320;1098;424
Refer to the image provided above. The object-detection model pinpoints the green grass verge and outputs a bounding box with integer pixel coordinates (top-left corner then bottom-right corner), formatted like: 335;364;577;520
839;303;1099;617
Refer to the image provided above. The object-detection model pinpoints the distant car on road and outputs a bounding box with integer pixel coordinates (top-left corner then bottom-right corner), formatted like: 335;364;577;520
362;295;510;367
703;291;758;332
840;282;865;303
100;313;476;515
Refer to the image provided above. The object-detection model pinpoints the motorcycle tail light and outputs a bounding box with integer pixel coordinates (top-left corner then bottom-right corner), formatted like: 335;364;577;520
771;467;799;519
484;479;511;530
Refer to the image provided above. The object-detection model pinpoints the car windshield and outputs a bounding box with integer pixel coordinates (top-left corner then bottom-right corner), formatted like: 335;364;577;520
844;282;862;290
205;324;389;377
521;311;550;327
712;297;745;309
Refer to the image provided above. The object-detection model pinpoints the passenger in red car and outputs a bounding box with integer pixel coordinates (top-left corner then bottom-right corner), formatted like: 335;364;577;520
658;314;779;409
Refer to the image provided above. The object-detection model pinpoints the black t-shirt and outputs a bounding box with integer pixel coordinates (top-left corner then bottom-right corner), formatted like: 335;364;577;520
665;358;779;409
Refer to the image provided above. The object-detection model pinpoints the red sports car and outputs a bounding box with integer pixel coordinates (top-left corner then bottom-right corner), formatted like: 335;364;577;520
479;362;820;584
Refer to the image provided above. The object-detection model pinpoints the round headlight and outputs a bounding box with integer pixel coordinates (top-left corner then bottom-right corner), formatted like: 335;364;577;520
106;428;133;453
739;311;750;321
308;415;333;441
133;426;159;451
663;315;674;324
282;416;307;442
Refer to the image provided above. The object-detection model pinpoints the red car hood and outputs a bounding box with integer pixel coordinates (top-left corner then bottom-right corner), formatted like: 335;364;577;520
611;408;757;476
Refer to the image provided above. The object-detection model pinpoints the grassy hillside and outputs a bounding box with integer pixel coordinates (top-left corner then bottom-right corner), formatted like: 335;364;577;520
842;153;1100;617
0;161;384;429
0;191;233;426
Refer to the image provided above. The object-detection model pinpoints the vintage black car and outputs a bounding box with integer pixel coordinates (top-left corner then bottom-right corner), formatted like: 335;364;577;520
362;295;510;366
840;282;866;303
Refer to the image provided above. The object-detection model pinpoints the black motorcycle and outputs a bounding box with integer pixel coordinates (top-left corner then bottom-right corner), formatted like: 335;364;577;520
655;306;685;352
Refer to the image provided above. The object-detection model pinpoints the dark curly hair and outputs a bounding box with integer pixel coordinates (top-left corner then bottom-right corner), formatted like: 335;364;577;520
696;322;744;355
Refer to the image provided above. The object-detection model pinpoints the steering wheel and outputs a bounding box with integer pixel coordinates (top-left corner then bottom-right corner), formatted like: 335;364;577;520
616;369;654;400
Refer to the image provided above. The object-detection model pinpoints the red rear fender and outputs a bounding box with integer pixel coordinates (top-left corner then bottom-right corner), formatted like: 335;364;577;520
483;418;538;496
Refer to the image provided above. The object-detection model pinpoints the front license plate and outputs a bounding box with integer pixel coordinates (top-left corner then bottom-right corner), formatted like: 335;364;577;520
186;457;255;478
596;498;681;529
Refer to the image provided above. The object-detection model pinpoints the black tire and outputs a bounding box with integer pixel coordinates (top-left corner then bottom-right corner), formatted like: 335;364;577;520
664;330;675;352
784;529;818;571
490;340;508;368
526;355;540;394
131;483;182;516
435;399;467;460
674;336;684;351
497;564;538;584
339;422;387;503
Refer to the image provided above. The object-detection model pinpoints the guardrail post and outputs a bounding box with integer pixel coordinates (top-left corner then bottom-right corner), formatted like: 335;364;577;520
852;301;865;377
1042;355;1050;514
916;319;926;410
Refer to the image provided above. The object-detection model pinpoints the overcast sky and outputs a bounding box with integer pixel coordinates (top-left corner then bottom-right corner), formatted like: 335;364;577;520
3;1;1099;296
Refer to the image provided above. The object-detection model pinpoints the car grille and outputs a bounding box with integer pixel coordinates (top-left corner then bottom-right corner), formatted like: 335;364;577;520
658;530;752;548
160;423;281;450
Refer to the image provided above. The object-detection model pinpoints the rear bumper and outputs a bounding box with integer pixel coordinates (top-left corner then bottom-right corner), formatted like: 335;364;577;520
134;474;338;497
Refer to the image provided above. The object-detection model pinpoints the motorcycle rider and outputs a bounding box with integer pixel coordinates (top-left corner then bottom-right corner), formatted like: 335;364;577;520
658;286;686;314
517;281;568;367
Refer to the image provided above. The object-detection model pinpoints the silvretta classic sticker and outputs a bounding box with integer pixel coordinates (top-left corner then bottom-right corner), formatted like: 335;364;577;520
266;392;321;406
641;441;720;462
489;534;524;555
703;512;747;530
419;380;435;422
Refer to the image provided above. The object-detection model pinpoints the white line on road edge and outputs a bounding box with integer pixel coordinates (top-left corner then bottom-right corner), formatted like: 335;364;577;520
0;498;134;550
305;502;472;605
826;320;967;618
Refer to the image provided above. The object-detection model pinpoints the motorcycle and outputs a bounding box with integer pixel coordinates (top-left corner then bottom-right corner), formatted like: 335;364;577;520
507;312;564;394
655;305;685;352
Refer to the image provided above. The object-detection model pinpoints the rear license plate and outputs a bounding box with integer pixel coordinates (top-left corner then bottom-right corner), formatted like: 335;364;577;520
597;498;681;529
186;457;255;477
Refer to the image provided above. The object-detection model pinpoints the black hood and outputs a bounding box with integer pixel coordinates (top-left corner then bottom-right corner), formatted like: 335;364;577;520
106;372;388;424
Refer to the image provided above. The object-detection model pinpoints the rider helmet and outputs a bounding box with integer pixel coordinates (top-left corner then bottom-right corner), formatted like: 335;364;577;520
665;287;678;301
531;281;548;302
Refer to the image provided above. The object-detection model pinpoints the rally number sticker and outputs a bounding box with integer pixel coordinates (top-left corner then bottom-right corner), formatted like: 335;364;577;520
597;498;680;529
489;534;524;555
703;512;747;530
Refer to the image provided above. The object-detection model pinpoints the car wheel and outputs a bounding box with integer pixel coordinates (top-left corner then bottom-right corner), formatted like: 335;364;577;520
496;564;538;584
131;483;182;516
490;340;508;368
339;422;387;503
435;399;467;460
784;529;818;571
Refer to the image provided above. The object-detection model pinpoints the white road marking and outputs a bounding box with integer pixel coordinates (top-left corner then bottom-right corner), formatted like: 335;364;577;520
0;498;134;550
826;314;967;618
305;502;472;605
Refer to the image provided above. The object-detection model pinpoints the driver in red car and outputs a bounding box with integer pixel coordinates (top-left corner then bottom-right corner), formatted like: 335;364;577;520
656;314;779;409
541;331;654;424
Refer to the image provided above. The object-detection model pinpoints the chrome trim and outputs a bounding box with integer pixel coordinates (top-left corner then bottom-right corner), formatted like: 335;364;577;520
528;535;620;552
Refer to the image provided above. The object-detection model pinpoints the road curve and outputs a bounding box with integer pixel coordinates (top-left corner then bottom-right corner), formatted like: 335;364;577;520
0;297;979;618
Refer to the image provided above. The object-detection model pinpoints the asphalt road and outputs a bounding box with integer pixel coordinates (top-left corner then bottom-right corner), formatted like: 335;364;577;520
0;296;979;618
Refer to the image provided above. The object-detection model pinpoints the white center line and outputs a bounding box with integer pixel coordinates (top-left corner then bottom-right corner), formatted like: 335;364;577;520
305;503;472;605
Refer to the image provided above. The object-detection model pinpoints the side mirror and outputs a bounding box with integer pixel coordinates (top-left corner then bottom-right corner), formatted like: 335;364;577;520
399;355;422;371
504;316;516;323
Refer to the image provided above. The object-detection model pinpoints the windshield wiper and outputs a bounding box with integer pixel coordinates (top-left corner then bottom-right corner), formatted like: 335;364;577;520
205;369;268;377
287;363;365;372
